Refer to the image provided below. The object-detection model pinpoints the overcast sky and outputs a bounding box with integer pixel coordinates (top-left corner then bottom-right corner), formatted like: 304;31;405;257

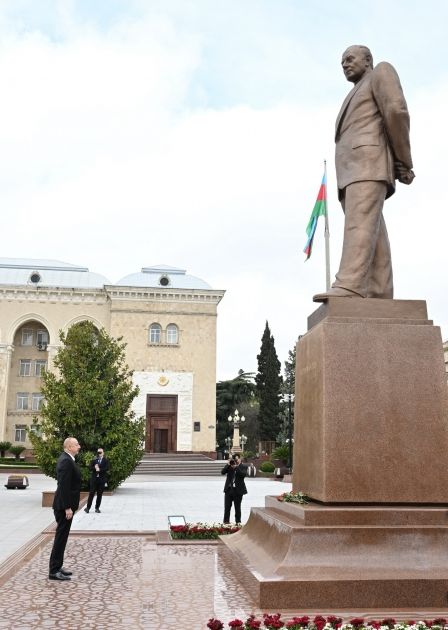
0;0;447;380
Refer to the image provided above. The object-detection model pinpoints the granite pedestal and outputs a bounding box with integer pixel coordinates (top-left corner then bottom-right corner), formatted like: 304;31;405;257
222;299;448;609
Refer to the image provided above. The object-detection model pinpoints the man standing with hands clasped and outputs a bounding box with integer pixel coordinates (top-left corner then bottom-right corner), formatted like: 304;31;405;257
84;447;109;514
314;45;415;303
221;453;248;524
49;437;81;581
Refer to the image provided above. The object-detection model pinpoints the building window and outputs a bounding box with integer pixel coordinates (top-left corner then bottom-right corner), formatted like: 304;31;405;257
29;272;41;284
35;360;47;376
15;424;27;442
19;359;32;376
21;329;34;346
166;324;179;345
194;421;201;432
149;323;162;344
37;330;49;348
32;393;45;411
16;393;29;410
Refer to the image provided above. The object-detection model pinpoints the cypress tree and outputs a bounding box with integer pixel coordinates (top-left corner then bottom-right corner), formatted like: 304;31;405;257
256;322;282;441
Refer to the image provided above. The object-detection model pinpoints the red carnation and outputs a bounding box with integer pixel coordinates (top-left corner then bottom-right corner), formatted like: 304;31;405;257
228;618;244;629
350;618;365;628
327;617;343;628
263;613;283;629
207;619;224;630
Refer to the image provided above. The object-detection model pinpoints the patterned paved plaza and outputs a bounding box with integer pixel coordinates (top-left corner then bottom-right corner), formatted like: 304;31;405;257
1;474;447;629
0;535;257;629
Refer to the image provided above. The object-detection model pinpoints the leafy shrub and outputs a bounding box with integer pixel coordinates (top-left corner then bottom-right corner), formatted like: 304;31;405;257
9;445;26;460
0;441;12;457
271;445;290;463
259;461;275;473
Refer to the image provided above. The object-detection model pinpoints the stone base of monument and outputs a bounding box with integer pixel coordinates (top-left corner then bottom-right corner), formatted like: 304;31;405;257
219;497;448;608
222;298;448;609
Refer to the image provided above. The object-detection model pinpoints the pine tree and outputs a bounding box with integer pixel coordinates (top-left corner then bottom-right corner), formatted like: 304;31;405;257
256;322;282;442
29;321;144;490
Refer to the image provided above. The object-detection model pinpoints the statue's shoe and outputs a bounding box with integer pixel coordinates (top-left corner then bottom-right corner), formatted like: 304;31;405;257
313;287;362;302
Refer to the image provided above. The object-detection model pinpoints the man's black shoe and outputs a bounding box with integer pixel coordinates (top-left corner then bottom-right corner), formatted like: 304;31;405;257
59;568;72;576
95;508;101;513
84;508;89;513
49;571;71;581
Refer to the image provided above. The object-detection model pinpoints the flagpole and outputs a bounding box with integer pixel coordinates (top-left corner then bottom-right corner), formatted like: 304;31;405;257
324;160;331;290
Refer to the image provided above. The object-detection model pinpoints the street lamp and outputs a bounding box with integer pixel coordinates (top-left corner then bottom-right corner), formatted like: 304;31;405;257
224;436;232;457
240;434;248;451
228;409;245;454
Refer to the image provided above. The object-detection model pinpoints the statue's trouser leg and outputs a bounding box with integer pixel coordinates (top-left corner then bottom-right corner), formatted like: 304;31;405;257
333;180;393;298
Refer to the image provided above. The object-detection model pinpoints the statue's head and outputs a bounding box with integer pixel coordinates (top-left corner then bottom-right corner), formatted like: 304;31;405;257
341;45;373;83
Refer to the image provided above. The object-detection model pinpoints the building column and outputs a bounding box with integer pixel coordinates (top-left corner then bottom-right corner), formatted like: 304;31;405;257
0;344;14;441
46;344;60;372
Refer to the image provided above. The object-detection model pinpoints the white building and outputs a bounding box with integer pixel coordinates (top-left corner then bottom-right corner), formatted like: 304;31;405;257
0;258;224;455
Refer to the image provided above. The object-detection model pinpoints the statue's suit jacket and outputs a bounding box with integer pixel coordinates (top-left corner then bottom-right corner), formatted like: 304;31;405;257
335;62;413;201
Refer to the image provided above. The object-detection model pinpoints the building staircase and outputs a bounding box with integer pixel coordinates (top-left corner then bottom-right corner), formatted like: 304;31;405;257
134;452;225;476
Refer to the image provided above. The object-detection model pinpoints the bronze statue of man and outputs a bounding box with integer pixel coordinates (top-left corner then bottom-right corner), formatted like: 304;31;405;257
314;45;415;302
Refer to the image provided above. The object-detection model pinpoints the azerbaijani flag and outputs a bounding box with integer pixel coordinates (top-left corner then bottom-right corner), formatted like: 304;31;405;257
303;173;327;260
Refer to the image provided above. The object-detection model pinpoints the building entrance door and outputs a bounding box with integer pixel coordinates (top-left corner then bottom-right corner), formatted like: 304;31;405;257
154;428;168;453
146;395;178;452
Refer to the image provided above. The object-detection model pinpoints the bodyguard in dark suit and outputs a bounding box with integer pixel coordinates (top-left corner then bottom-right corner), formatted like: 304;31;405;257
49;437;81;581
84;448;109;513
221;453;248;524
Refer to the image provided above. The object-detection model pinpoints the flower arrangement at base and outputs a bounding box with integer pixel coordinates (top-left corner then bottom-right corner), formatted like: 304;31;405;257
206;614;448;630
277;491;309;505
170;522;241;540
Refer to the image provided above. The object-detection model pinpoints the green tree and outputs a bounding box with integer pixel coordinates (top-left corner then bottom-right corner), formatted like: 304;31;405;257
0;441;12;457
216;370;256;451
256;322;282;441
283;345;296;395
29;321;144;490
277;344;296;444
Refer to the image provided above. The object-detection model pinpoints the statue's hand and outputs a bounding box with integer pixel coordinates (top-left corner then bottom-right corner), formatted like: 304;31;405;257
395;162;415;185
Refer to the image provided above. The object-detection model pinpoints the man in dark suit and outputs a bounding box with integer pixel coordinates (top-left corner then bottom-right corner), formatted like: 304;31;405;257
221;453;248;524
84;448;109;513
314;45;414;302
49;437;81;581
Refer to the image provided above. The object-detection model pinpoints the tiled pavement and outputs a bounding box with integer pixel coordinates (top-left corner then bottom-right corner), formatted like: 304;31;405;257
71;474;289;532
2;474;447;629
0;473;291;561
0;473;292;629
0;536;258;629
0;473;56;564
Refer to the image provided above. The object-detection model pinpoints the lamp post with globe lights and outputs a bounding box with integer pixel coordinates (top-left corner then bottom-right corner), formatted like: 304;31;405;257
228;409;245;454
240;434;248;452
224;436;232;458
